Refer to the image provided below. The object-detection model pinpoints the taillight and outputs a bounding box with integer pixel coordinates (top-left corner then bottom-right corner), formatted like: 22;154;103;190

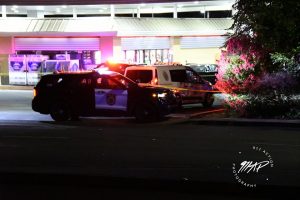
151;78;158;85
33;89;37;97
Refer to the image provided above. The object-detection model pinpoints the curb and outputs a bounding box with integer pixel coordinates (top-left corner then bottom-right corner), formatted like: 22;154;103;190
190;118;300;127
189;108;225;118
0;85;34;90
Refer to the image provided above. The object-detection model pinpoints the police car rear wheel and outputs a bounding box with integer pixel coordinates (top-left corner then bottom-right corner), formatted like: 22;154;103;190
50;102;70;122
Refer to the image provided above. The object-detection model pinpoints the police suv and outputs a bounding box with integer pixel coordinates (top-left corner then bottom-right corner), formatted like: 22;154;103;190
32;69;177;122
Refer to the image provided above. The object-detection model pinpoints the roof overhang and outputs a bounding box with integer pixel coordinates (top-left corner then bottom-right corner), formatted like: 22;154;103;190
0;0;218;6
0;17;233;37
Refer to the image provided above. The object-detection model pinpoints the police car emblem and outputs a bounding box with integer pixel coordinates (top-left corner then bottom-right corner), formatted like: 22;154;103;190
106;94;116;105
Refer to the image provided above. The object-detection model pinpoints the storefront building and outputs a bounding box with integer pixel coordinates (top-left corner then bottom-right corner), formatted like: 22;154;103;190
0;1;234;85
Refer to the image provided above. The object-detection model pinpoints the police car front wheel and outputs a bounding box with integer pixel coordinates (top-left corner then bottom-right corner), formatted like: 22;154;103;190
50;102;71;122
134;104;159;123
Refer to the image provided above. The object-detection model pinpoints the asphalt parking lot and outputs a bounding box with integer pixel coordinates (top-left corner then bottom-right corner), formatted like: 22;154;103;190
0;90;225;122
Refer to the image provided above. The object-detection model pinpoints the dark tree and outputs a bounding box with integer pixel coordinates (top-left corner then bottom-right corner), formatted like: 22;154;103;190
232;0;300;55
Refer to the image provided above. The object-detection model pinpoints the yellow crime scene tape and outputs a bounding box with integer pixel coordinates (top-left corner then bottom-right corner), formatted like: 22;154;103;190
141;84;222;94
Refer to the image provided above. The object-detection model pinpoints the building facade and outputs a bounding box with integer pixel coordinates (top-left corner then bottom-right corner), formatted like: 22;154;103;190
0;1;234;85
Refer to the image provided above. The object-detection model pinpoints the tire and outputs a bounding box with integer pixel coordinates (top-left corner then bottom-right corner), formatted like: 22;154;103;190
50;102;70;122
134;104;159;123
202;93;214;108
175;94;183;111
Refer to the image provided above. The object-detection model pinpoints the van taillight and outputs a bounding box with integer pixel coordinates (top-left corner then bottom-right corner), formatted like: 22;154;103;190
33;89;37;97
151;78;158;85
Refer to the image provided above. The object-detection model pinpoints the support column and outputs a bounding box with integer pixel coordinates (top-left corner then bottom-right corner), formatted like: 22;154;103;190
1;6;6;18
72;8;77;18
110;5;115;18
0;37;14;85
100;37;114;63
170;36;181;63
137;6;141;18
173;5;178;18
113;37;122;61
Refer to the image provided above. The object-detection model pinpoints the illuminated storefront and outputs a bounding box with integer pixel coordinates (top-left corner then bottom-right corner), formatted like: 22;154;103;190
8;37;102;85
0;1;234;85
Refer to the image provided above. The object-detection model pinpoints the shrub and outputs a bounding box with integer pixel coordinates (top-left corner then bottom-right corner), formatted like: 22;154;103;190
216;37;300;118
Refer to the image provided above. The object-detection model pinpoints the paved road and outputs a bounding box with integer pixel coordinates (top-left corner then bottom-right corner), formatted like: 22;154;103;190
0;90;52;121
0;120;299;198
0;90;299;198
0;90;224;121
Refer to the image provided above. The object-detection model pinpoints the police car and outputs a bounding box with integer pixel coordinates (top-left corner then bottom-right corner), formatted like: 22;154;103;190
32;69;177;122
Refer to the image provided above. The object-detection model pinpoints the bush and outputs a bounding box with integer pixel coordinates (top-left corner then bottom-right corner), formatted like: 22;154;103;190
253;72;298;95
216;38;300;118
244;94;295;118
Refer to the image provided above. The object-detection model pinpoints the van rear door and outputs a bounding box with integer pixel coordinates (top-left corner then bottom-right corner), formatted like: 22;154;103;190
125;69;154;84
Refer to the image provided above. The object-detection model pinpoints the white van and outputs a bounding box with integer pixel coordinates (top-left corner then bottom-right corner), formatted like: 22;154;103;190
124;65;215;107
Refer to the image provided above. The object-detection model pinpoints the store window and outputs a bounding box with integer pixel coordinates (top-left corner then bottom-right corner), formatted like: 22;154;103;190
14;50;100;72
123;49;172;65
9;50;101;85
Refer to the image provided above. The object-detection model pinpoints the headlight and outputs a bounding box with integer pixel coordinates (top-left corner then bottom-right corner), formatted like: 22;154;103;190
158;92;167;98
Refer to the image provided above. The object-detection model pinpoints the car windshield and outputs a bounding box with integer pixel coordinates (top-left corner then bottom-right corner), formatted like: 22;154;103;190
110;74;138;88
189;64;218;73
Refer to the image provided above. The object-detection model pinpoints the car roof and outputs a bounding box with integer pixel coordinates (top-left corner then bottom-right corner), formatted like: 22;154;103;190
43;71;93;77
42;70;122;78
187;63;217;66
126;65;186;70
93;69;121;76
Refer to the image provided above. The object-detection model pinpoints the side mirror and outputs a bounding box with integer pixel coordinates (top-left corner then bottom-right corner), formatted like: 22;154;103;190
199;79;205;84
194;77;200;83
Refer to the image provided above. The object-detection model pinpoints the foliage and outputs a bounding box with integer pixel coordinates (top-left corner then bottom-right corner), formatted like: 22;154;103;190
215;36;261;94
270;52;300;77
215;0;300;118
285;107;300;119
232;0;300;55
216;38;300;118
253;72;299;95
243;94;297;118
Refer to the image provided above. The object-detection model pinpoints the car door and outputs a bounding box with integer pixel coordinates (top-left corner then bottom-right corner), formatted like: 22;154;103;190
185;68;205;99
94;76;128;111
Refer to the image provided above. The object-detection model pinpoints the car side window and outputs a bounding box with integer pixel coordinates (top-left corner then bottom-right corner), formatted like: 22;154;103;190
95;77;108;89
107;78;126;90
186;69;202;83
